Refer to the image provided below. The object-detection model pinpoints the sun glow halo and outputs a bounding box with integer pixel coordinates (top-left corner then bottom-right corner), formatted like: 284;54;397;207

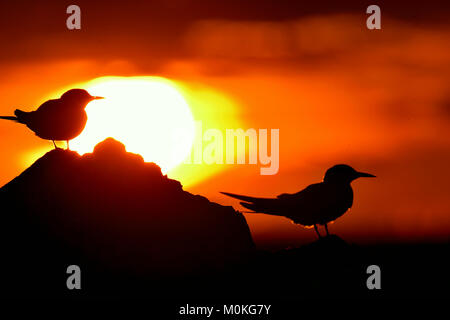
70;77;195;173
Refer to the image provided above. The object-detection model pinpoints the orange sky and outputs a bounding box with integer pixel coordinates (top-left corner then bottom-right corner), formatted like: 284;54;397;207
1;1;449;249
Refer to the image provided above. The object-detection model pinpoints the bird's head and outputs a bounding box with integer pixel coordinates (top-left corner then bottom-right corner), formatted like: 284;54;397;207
324;164;375;184
60;89;104;108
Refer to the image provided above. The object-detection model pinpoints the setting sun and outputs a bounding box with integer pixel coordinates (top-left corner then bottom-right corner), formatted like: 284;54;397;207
69;77;195;173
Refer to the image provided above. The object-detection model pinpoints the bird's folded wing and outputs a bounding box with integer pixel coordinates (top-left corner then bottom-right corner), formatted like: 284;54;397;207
276;193;294;200
222;183;342;225
279;183;326;205
220;192;273;203
221;192;284;214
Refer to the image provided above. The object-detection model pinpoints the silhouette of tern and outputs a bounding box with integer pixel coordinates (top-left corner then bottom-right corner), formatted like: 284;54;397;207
222;164;375;238
0;89;103;149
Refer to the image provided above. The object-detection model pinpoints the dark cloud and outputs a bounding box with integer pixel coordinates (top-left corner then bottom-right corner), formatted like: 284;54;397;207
0;0;449;65
440;95;450;119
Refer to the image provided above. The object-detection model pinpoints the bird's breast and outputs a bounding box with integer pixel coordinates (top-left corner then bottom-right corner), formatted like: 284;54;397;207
30;109;88;141
321;184;353;223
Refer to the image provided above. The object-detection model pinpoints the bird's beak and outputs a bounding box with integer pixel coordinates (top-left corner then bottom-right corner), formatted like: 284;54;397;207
92;96;104;100
357;171;376;178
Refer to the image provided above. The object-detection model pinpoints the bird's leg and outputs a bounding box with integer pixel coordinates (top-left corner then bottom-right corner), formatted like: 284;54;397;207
325;224;329;237
66;140;70;150
52;140;57;149
314;224;322;239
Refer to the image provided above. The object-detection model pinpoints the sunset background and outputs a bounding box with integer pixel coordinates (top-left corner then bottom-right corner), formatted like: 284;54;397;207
1;0;449;250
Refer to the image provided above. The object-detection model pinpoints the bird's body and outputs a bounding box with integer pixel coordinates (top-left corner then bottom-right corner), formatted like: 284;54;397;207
224;182;353;226
15;100;88;141
0;89;103;149
222;164;375;238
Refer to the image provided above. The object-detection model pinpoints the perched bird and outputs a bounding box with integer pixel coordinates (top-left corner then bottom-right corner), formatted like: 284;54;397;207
0;89;103;149
222;164;375;238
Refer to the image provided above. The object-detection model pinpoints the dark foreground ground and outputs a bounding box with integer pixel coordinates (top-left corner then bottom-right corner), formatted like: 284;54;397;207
9;235;443;301
166;236;450;301
1;235;448;320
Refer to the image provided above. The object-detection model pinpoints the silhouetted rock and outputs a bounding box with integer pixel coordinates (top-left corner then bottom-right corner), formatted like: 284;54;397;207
0;138;255;297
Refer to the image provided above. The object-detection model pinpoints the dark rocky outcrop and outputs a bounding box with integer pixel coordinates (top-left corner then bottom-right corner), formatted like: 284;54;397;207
0;138;255;297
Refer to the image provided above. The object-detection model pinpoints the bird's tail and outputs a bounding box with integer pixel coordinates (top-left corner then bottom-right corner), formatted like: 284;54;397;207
221;191;281;215
240;202;260;212
0;116;18;121
6;109;31;124
0;109;30;122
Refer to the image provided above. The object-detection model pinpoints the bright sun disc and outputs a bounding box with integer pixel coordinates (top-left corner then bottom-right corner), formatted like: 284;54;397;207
70;77;195;173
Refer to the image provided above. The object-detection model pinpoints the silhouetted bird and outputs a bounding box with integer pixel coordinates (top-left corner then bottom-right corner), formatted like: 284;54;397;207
0;89;103;149
222;164;375;238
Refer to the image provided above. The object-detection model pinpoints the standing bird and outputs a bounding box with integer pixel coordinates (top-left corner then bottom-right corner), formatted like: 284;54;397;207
222;164;375;238
0;89;103;149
